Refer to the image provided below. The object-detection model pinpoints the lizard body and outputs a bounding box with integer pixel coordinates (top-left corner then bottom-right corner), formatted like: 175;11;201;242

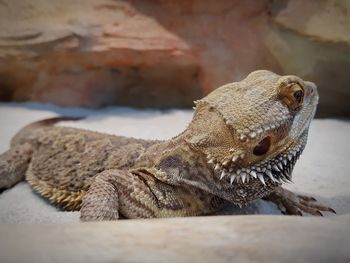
0;70;334;220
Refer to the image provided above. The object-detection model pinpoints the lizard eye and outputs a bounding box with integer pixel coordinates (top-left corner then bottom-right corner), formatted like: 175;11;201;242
293;90;303;104
280;82;304;111
253;137;271;156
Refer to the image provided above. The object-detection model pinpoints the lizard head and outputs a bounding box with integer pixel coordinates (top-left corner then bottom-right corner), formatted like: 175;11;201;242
186;70;318;189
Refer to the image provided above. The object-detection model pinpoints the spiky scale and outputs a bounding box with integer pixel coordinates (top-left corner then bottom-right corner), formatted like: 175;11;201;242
239;134;247;141
241;172;247;183
222;159;230;166
266;171;276;183
272;165;280;172
250;170;257;178
258;173;266;185
230;174;236;184
220;171;226;180
277;162;284;170
249;132;257;139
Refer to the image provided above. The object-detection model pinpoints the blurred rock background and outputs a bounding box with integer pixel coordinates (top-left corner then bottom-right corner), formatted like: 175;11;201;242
0;0;349;117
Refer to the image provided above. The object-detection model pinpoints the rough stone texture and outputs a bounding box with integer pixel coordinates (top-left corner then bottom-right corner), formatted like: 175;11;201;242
0;215;349;263
0;0;349;116
266;0;350;117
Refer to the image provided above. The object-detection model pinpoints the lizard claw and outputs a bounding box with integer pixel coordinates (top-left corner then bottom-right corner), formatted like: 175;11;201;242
264;187;336;216
297;194;317;202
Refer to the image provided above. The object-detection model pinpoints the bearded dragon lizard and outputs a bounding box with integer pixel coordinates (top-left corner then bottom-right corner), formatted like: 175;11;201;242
0;70;335;221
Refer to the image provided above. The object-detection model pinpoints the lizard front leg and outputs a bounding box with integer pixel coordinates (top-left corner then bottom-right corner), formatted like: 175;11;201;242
0;143;33;190
264;187;336;216
80;169;159;221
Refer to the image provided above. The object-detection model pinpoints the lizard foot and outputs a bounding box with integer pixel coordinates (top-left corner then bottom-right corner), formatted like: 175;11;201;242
264;187;336;216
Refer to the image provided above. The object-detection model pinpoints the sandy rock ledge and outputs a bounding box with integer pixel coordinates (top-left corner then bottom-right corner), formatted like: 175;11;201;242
0;215;349;263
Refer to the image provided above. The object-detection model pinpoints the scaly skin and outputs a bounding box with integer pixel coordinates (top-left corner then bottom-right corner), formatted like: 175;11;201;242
0;70;335;221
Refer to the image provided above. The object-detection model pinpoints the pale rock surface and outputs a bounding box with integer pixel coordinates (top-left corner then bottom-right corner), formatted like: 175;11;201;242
0;214;349;263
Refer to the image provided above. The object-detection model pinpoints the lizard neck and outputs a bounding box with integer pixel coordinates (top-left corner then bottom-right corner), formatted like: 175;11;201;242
148;133;277;206
149;133;220;193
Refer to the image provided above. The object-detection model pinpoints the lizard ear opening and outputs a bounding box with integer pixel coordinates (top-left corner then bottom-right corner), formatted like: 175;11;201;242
253;137;271;156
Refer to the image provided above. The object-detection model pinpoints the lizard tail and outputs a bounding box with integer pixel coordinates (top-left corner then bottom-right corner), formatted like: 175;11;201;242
28;116;85;127
11;116;85;147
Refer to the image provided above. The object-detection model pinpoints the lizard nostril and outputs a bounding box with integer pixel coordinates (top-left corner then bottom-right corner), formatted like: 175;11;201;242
253;137;271;156
305;81;317;96
308;87;314;96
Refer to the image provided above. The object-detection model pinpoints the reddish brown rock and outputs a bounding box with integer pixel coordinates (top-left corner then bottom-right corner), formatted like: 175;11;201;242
0;0;349;116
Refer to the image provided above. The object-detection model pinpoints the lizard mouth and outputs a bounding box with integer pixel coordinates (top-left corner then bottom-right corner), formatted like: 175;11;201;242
218;132;308;186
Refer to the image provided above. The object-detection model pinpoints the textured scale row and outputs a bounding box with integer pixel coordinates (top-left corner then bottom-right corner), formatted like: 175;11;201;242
225;114;292;142
211;139;306;186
